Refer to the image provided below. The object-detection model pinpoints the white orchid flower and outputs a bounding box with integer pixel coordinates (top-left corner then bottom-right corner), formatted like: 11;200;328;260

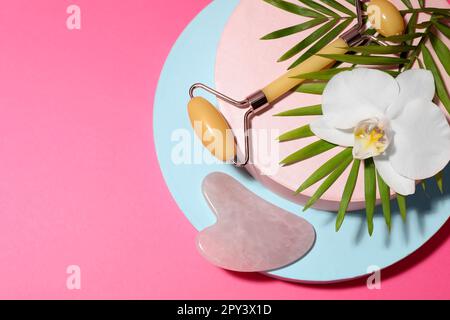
310;68;450;196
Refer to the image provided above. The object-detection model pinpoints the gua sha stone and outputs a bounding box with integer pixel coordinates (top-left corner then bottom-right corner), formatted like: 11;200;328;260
197;172;316;272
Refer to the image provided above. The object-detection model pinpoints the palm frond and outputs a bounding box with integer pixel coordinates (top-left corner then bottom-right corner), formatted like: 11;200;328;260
274;104;322;116
263;0;326;18
278;124;315;142
397;194;407;222
289;18;353;69
298;0;340;17
436;171;444;194
261;18;326;40
303;156;353;211
317;54;409;65
278;19;340;62
364;158;376;236
296;148;353;193
336;160;361;231
422;44;450;113
377;173;392;231
280;140;336;166
296;81;327;94
319;0;356;17
263;0;450;234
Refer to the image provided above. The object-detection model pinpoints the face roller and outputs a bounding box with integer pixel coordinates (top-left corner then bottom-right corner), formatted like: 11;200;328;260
188;0;406;166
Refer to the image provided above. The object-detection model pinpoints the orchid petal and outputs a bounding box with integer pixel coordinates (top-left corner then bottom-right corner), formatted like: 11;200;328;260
310;117;354;147
322;68;399;129
389;99;450;180
374;155;416;196
387;69;436;119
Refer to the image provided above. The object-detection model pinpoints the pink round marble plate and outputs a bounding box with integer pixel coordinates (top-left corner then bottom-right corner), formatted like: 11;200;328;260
215;0;450;211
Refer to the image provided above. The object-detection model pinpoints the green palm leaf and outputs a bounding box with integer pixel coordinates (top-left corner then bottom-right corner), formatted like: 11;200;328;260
429;32;450;76
289;18;353;69
406;13;418;38
298;0;340;17
280;140;337;166
296;148;353;193
261;18;327;40
400;8;450;17
274;104;322;116
382;33;424;42
415;21;432;29
279;19;339;62
292;67;400;80
385;70;401;77
303;156;353;211
296;81;327;94
319;0;356;17
263;0;326;18
336;160;361;231
400;0;413;9
421;180;427;192
278;124;315;142
317;54;409;65
397;194;407;222
377;173;392;231
364;158;376;236
292;67;354;80
422;44;450;113
433;21;450;39
436;171;444;194
348;45;416;54
400;13;418;70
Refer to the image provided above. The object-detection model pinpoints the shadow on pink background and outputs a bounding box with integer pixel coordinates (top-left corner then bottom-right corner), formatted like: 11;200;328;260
0;0;448;299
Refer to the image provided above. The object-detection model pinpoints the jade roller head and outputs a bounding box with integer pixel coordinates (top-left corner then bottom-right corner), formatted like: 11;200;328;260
188;83;270;166
187;0;405;166
341;0;405;46
367;0;405;37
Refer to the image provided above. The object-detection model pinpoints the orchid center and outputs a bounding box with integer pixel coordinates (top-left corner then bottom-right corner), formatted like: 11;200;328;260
353;118;391;160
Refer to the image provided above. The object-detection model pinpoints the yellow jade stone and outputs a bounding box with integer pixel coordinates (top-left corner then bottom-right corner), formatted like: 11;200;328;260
368;0;406;37
187;96;236;162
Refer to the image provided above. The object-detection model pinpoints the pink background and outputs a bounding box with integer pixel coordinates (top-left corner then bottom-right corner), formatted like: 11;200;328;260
0;0;448;299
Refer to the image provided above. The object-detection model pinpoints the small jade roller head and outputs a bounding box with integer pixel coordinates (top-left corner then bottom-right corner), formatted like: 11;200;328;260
367;0;406;37
187;84;253;166
187;96;236;162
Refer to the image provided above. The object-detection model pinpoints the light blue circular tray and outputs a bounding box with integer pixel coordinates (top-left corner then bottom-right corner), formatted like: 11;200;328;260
154;0;450;283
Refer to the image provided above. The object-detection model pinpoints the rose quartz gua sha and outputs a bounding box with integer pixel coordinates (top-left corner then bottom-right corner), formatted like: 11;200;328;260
197;172;316;272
